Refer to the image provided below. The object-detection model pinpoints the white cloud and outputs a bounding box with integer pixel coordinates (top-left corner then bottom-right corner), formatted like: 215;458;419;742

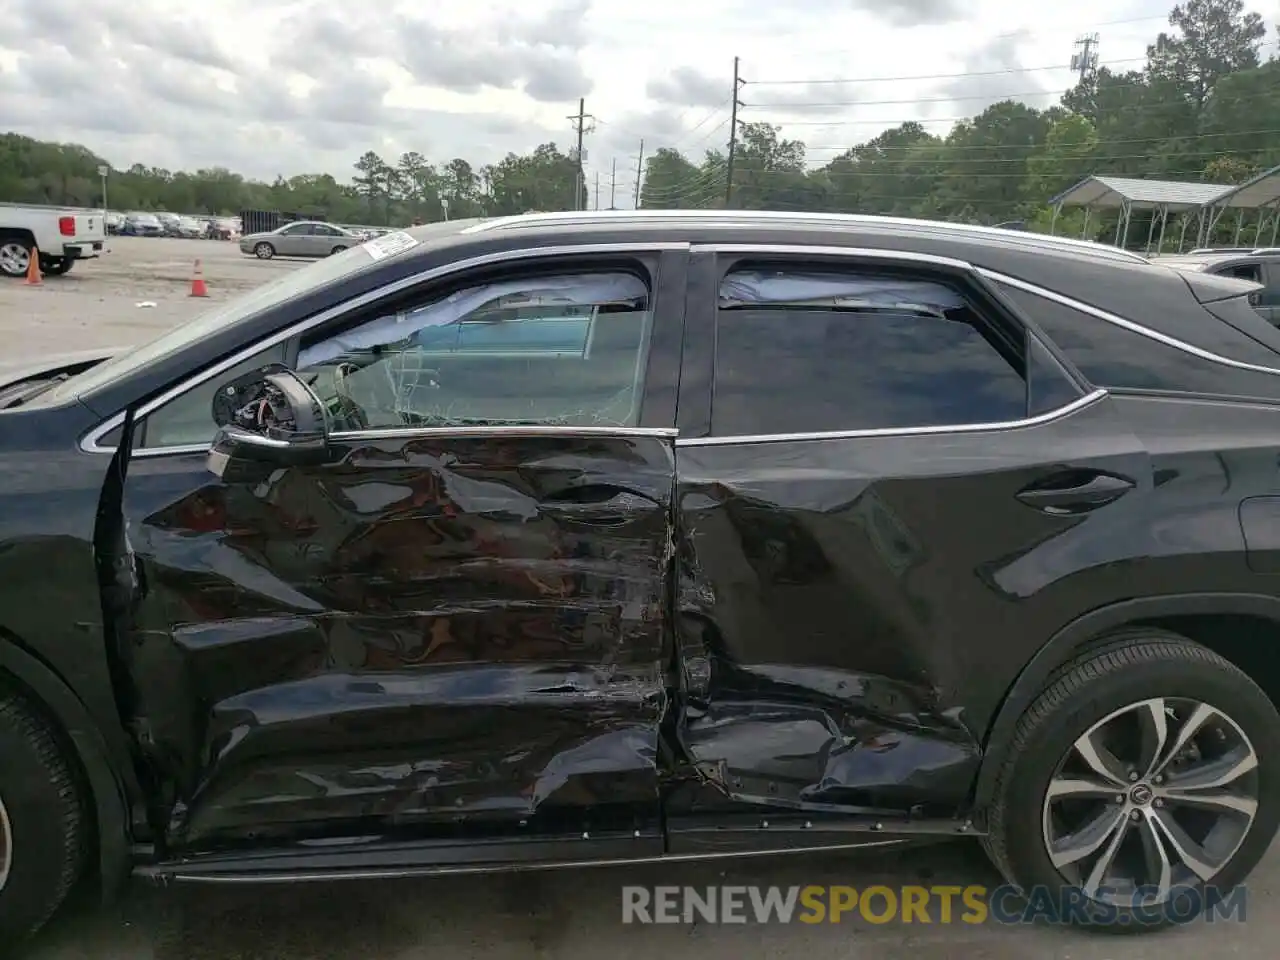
0;0;1274;207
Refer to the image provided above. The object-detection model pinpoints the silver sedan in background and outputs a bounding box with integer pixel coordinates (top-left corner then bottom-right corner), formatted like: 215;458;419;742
239;220;362;259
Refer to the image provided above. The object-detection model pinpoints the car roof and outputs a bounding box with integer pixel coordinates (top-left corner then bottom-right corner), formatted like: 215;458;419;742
446;209;1151;266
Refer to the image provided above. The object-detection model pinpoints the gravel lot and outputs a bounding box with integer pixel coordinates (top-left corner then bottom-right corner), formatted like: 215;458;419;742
0;235;300;361
7;237;1279;959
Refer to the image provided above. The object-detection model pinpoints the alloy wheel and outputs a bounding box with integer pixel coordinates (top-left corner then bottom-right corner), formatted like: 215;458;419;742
1042;697;1259;907
0;242;30;277
0;794;11;892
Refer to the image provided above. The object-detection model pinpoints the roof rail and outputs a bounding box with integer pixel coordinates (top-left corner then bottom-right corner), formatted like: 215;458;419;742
1251;247;1280;255
461;209;1151;263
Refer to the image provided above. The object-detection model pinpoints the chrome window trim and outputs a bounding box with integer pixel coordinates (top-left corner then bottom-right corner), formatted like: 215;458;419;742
689;242;971;271
331;425;679;442
123;425;680;462
978;268;1280;377
668;246;1280;445
79;241;689;455
677;389;1108;447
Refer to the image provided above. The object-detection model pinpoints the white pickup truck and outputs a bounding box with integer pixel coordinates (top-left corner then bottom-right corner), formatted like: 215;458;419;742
0;203;106;278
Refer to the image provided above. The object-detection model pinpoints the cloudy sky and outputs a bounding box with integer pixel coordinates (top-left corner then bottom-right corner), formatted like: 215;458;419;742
0;0;1277;203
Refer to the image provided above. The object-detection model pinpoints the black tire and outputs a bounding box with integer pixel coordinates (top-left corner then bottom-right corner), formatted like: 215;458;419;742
40;257;73;277
330;245;347;255
254;242;275;259
0;684;87;946
982;629;1280;932
0;238;33;278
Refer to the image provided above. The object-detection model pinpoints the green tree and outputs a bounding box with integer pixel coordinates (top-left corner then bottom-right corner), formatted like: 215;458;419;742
1147;0;1266;107
639;147;703;208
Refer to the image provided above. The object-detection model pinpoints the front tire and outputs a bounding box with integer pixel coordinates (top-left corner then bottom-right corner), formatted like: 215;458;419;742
330;245;347;256
0;239;33;278
254;242;275;259
983;630;1280;931
0;685;88;947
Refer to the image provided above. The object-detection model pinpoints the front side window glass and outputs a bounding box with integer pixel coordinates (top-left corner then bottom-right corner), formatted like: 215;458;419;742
299;271;653;430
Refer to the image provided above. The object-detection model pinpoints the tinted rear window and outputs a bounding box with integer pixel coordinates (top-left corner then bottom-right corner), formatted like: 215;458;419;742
998;284;1280;399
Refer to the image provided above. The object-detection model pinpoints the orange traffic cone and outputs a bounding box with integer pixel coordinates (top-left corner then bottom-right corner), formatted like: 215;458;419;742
24;246;41;286
189;259;208;297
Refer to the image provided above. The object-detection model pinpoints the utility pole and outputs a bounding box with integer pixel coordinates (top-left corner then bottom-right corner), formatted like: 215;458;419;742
567;97;595;211
633;139;644;208
1070;34;1100;85
725;56;745;207
610;157;617;210
594;171;600;211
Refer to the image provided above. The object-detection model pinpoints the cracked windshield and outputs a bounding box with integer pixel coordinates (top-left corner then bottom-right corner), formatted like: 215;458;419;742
4;0;1280;958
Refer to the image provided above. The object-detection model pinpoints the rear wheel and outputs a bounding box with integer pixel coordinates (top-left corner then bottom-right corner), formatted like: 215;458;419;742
40;257;73;277
330;245;347;255
0;239;32;278
0;685;87;946
983;630;1280;930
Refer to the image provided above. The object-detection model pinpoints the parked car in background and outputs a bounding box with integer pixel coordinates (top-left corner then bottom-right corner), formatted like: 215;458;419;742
2;211;1280;947
1150;247;1280;325
0;201;106;277
202;217;240;241
175;217;204;239
105;212;124;235
120;213;163;237
154;213;184;237
238;219;361;259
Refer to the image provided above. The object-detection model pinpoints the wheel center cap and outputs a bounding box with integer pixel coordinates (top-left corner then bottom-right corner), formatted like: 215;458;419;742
1129;783;1154;805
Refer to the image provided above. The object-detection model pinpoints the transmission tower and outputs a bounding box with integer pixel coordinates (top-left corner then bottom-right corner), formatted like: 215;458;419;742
1070;34;1100;84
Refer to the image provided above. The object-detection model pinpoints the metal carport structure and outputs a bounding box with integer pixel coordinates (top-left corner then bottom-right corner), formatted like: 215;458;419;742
1046;175;1235;252
1198;162;1280;249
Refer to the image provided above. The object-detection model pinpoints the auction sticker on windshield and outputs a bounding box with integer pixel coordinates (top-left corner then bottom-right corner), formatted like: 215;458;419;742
362;231;420;261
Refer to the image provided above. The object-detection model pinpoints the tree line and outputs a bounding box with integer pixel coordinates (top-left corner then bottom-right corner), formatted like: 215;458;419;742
0;0;1275;245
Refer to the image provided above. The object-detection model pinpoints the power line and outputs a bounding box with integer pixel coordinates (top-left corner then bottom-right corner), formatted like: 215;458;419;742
743;76;1280;128
744;36;1278;90
743;89;1068;108
746;59;1133;86
797;124;1280;154
716;148;1280;179
594;98;734;158
792;144;1280;168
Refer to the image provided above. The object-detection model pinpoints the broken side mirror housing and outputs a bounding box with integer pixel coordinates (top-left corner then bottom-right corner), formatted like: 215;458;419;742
207;369;331;478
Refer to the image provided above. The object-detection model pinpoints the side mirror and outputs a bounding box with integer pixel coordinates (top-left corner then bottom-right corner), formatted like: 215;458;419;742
207;369;330;478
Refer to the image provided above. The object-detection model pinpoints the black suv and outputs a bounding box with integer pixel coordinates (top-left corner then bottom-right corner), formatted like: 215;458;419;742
1;212;1279;945
1152;247;1280;325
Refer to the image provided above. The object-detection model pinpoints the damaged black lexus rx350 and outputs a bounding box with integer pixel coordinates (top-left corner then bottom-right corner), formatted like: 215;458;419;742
2;210;1279;944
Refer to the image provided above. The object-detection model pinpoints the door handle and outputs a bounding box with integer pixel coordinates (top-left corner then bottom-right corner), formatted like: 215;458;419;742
540;489;659;525
1016;471;1135;515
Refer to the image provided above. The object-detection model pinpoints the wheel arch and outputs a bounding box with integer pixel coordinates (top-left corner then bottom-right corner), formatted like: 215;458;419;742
970;592;1280;815
0;635;132;900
